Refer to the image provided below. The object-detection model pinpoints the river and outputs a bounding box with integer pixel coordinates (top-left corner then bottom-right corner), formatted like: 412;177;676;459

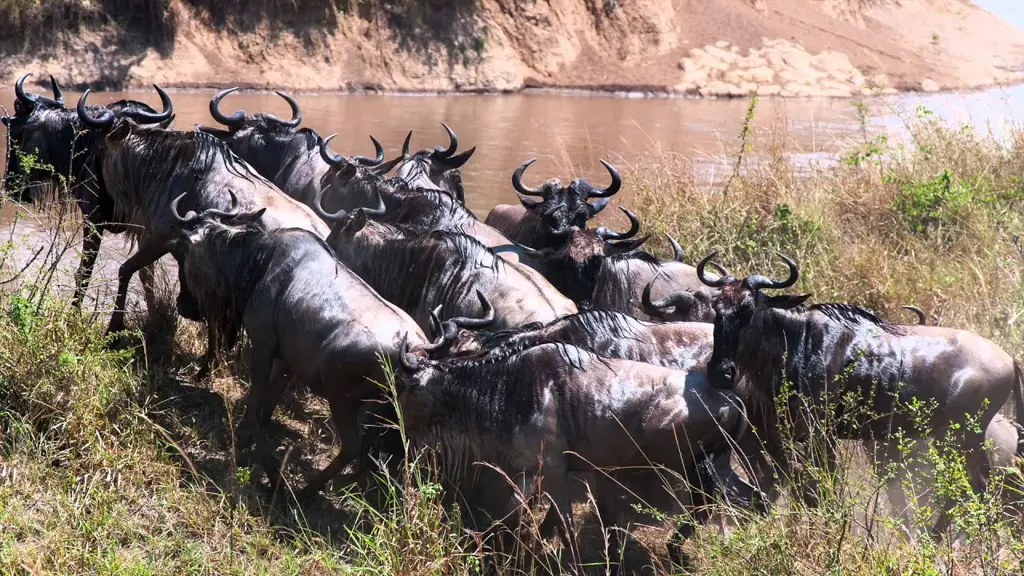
2;85;1023;311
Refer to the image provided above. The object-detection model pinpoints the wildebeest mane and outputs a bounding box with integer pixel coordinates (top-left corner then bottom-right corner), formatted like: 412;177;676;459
106;126;267;236
423;342;595;436
473;310;650;354
807;303;905;336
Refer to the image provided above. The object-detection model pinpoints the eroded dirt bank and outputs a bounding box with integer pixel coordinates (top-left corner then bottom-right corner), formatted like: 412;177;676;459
2;0;1024;96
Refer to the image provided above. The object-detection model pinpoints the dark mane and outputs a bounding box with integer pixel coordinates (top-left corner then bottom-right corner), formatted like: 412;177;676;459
607;249;661;266
418;342;595;435
807;303;905;335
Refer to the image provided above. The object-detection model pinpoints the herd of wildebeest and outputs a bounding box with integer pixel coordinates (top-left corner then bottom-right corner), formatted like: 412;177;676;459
3;74;1023;568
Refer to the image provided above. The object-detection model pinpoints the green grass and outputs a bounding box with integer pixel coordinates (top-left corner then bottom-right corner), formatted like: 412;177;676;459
1;102;1023;574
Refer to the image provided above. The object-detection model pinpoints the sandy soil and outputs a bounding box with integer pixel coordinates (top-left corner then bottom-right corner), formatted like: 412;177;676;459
1;0;1023;96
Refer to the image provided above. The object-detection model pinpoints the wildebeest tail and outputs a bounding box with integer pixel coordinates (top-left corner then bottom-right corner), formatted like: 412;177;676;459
1014;360;1024;457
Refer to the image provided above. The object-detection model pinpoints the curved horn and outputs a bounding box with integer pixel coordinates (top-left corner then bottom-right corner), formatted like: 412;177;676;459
49;75;64;105
595;207;640;241
14;73;38;107
401;130;412;159
372;151;407;176
445;290;495;328
586;160;622;199
76;90;115;129
129;85;174;124
433;122;458;158
697;251;727;288
642;275;695;316
319;133;346;166
398;334;421;372
202;189;242;220
353;135;385;167
420;309;448;353
263;90;301;128
746;253;800;292
902;305;927;326
666;233;684;262
209;87;245;127
170;192;198;226
441;146;475;169
512;158;544;197
313;187;348;223
359;187;387;219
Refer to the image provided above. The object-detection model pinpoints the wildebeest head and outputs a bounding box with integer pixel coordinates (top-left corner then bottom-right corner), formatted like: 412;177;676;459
317;133;408;209
394;123;475;198
531;207;648;304
200;88;394;174
511;158;621;238
166;189;266;321
3;75;171;202
697;252;810;389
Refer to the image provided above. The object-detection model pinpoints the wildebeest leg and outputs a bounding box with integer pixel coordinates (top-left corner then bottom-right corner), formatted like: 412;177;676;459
932;428;989;542
199;317;240;381
138;264;157;314
106;240;168;335
300;394;363;497
865;437;927;541
72;224;102;310
247;344;284;489
545;471;580;570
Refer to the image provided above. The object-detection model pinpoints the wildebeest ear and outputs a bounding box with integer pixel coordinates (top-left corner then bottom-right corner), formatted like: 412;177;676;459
108;120;132;142
762;293;812;309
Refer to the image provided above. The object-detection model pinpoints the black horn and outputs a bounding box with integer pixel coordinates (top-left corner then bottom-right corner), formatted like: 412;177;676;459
209;87;245;127
420;309;448;353
746;253;800;292
642;275;695;316
353;135;385;167
401;130;412;159
445;290;495;328
14;73;38;108
130;85;174;124
49;75;64;105
265;90;302;128
398;334;421;372
697;252;727;288
585;160;622;198
170;192;197;226
433;122;458;158
512;158;545;197
902;305;927;325
313;187;348;223
319;133;346;166
596;207;640;241
666;233;685;262
76;90;115;129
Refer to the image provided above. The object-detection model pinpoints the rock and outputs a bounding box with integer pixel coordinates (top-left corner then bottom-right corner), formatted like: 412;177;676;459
700;80;744;97
759;84;782;96
745;66;775;83
921;78;940;92
704;45;737;64
715;40;730;48
678;57;695;71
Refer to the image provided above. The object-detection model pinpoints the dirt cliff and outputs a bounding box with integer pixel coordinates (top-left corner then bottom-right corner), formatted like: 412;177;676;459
2;0;1023;95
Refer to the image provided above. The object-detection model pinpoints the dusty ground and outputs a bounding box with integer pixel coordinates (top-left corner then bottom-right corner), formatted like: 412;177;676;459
1;0;1023;96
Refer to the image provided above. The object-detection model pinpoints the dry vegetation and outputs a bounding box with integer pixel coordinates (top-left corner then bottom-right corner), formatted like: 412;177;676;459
1;98;1024;574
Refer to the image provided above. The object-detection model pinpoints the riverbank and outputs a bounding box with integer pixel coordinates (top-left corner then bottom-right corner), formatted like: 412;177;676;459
2;0;1023;96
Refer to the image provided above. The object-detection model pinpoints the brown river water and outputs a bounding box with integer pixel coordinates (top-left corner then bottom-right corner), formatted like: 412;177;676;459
2;86;1023;312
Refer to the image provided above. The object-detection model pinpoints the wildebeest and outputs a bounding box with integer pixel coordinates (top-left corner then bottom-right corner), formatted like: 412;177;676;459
2;75;175;308
696;251;1024;538
167;202;444;494
314;154;553;277
322;208;577;332
590;234;723;322
393;123;475;198
901;305;928;325
393;339;746;565
514;207;649;306
197;88;403;215
75;90;329;348
484;158;622;249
